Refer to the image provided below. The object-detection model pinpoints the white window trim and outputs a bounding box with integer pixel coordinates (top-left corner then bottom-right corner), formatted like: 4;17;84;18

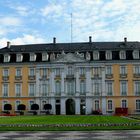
4;54;10;62
2;100;9;111
30;53;36;62
15;83;22;97
42;53;49;61
2;84;9;97
119;50;126;60
16;54;23;62
93;51;99;60
121;99;128;108
28;100;35;111
15;100;21;111
133;50;139;59
106;51;112;60
120;81;128;96
107;99;113;111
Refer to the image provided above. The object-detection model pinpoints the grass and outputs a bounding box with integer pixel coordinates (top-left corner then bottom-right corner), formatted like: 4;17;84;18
0;115;139;131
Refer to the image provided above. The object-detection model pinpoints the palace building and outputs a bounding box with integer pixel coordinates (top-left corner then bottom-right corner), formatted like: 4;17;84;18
0;36;140;115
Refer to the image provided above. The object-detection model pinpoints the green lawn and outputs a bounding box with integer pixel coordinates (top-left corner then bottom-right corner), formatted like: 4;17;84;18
0;115;139;131
0;115;138;124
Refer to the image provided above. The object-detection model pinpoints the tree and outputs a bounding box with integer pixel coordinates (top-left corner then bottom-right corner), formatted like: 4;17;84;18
44;104;52;114
17;104;26;115
4;104;12;114
31;104;39;115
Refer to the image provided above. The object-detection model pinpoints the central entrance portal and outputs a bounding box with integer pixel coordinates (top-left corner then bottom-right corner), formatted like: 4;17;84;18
66;99;75;115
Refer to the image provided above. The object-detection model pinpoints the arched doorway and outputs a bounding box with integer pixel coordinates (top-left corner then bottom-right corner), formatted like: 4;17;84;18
66;99;75;115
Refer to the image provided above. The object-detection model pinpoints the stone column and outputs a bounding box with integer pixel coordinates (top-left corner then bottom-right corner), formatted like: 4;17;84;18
50;68;55;97
75;98;80;114
61;68;65;96
101;66;106;115
61;98;66;114
86;67;91;96
76;68;80;96
86;97;92;114
50;98;56;114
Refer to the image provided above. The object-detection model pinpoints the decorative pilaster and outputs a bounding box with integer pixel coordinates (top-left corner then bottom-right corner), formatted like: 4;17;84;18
61;68;65;96
61;98;66;114
86;67;91;96
50;68;55;97
75;98;80;114
101;66;106;115
76;68;80;96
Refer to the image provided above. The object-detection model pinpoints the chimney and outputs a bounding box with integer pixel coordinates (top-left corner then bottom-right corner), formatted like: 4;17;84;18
89;36;92;43
124;37;127;44
7;41;11;48
53;37;56;44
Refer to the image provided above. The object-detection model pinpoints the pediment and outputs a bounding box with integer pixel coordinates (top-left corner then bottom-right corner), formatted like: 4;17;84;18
52;53;87;63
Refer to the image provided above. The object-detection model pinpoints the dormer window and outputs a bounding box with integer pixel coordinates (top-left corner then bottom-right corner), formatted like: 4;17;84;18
50;53;55;61
16;54;23;62
93;51;99;60
4;54;10;62
86;52;91;60
106;51;112;60
119;50;126;60
133;50;139;59
30;53;36;62
42;53;49;61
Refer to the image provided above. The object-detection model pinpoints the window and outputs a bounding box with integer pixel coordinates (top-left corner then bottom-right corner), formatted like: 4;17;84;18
55;68;61;76
95;100;99;110
80;81;86;95
94;67;101;77
136;99;140;111
2;100;8;111
29;100;34;110
93;51;99;60
16;54;23;62
120;81;127;96
94;82;100;95
68;66;73;75
79;68;85;75
16;68;22;76
86;52;91;60
3;69;9;77
29;83;36;96
67;81;75;95
29;68;35;76
30;53;36;61
120;65;127;75
119;50;126;59
42;83;48;96
134;81;140;96
133;50;139;59
108;100;113;110
4;54;10;62
15;84;21;97
106;82;113;96
2;84;8;97
42;53;48;61
42;68;48;77
15;100;21;111
106;51;112;60
121;99;127;108
55;81;61;95
134;65;140;75
106;66;112;75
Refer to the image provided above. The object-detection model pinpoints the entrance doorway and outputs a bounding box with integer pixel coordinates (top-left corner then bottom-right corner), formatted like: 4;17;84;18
66;99;75;115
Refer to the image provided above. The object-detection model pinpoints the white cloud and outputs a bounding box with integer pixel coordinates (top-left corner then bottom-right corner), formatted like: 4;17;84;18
0;17;22;26
41;3;63;17
0;34;46;48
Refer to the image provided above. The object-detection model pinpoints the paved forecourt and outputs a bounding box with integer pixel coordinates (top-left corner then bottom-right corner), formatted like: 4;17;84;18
0;130;140;140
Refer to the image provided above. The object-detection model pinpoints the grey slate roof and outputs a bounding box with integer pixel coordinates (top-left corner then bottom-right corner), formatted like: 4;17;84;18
0;41;140;53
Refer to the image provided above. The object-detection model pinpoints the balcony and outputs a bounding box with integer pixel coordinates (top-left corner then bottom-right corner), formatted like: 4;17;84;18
134;74;140;78
2;76;9;81
120;74;127;78
15;76;22;80
66;75;74;80
55;75;61;80
28;75;36;80
105;74;113;79
79;74;86;79
93;74;101;79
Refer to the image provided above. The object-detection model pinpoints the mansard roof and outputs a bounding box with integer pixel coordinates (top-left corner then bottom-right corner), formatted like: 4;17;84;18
0;41;140;54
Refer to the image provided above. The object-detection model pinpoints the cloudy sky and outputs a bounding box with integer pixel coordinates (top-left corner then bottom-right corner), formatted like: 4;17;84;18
0;0;140;47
